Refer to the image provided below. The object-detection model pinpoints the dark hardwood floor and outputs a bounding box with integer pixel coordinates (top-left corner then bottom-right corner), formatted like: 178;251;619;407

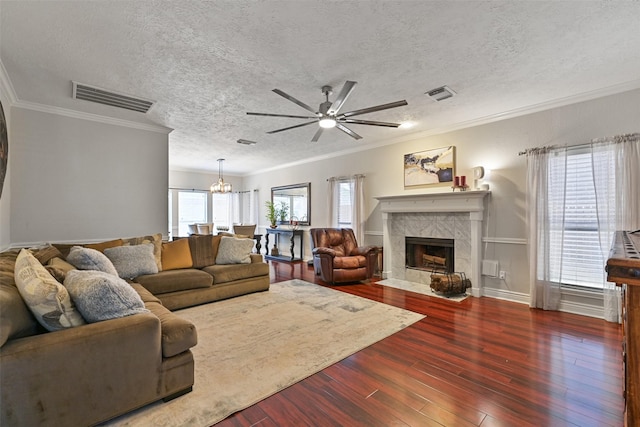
217;260;624;427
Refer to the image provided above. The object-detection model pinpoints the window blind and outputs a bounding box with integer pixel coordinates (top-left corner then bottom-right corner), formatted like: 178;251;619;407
545;150;616;288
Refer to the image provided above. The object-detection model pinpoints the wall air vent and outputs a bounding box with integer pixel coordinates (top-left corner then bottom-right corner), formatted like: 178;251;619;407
425;85;456;102
72;81;155;113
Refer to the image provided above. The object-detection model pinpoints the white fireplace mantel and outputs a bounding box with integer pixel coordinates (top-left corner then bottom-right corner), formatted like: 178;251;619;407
375;191;491;297
376;190;490;218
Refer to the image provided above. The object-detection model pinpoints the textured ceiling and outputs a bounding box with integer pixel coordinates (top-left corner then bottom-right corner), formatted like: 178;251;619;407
2;1;640;175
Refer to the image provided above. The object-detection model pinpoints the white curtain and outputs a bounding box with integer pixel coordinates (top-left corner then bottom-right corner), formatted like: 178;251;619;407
351;174;366;243
328;177;339;227
526;133;640;321
526;147;562;310
249;189;259;224
593;134;640;322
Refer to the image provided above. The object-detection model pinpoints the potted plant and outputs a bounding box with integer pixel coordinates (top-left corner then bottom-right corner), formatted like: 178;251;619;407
277;202;289;224
265;201;278;228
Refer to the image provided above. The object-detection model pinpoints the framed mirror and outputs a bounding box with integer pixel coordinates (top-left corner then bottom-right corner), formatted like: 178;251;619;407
271;182;311;226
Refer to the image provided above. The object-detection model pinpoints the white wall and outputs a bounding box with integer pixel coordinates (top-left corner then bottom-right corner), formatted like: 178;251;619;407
242;89;640;304
10;107;169;245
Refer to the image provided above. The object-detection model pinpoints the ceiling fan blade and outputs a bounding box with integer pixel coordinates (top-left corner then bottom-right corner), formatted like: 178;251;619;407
247;112;318;119
340;118;401;128
311;127;324;142
329;80;357;115
336;123;362;140
266;120;317;134
272;89;317;114
338;100;408;119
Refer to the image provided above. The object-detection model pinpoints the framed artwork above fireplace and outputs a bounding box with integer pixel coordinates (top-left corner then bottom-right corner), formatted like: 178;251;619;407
403;145;455;188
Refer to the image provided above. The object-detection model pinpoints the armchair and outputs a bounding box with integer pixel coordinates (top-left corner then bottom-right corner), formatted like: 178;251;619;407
310;228;377;284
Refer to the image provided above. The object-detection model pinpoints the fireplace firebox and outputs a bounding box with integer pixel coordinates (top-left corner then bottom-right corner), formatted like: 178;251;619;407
405;237;454;273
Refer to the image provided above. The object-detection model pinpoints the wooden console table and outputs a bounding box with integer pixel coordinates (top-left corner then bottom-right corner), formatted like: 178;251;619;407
265;228;303;261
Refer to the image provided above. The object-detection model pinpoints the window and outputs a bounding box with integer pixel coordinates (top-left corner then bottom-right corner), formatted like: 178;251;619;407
545;148;616;289
177;191;207;237
337;180;352;229
212;193;233;229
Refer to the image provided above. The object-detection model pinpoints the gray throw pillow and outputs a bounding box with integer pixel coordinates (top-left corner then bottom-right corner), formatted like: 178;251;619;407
104;243;159;279
66;246;119;277
215;236;254;265
63;270;149;323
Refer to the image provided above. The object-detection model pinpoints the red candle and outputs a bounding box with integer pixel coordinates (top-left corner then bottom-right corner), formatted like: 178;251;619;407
460;176;466;187
454;176;460;186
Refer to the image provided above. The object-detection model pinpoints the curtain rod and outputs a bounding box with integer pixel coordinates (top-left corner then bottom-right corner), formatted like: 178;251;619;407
518;132;639;156
326;174;366;181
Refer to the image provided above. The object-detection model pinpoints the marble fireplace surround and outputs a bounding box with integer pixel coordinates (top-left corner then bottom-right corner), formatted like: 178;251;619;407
376;191;490;297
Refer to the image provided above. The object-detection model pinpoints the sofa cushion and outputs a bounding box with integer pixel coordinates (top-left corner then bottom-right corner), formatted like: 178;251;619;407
47;257;76;273
143;299;197;357
129;282;162;304
134;269;213;295
333;255;367;269
161;239;193;271
188;234;221;268
215;236;254;265
66;246;119;276
122;233;163;271
84;238;124;253
14;249;86;331
64;270;149;323
104;243;159;279
202;262;269;285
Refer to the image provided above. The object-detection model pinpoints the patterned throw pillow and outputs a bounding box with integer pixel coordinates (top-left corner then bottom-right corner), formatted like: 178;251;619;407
64;270;149;323
104;243;159;279
13;249;86;331
215;236;254;265
66;246;119;277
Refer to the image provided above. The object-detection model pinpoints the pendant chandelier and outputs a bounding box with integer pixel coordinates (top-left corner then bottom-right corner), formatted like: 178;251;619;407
210;158;232;193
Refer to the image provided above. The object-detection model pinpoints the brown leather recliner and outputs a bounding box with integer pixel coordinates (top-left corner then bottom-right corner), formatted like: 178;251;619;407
310;228;377;284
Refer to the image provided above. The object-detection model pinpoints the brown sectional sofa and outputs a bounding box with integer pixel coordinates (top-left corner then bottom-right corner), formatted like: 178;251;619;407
0;233;270;426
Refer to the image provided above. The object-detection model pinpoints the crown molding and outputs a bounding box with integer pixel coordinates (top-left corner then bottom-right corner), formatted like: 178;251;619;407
0;59;172;134
246;79;640;177
13;100;173;134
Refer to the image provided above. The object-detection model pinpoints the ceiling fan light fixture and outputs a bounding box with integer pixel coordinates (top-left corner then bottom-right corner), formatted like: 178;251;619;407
210;158;232;193
319;117;337;128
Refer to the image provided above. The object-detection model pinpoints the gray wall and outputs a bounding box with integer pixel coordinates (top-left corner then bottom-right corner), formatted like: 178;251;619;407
242;88;640;303
9;107;169;246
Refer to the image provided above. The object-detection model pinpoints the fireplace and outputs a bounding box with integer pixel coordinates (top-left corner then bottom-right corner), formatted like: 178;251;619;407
376;191;490;297
405;237;454;273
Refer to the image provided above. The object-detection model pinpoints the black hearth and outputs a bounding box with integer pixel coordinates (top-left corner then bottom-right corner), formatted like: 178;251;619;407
405;236;454;273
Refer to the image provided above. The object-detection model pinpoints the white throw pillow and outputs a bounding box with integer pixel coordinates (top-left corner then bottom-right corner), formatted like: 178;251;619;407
64;270;149;323
14;249;86;331
104;243;159;279
66;246;119;276
215;236;254;265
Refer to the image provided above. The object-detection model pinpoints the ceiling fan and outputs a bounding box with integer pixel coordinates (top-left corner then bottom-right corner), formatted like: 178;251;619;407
247;81;408;142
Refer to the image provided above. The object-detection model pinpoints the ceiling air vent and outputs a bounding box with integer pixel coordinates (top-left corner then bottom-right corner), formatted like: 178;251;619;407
425;85;456;102
72;81;154;113
237;139;257;145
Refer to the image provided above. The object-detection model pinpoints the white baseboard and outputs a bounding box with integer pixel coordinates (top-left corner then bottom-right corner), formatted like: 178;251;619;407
558;300;604;319
482;287;605;319
481;287;530;304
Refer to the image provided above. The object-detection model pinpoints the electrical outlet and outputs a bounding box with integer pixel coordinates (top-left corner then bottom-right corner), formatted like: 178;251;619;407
499;270;506;280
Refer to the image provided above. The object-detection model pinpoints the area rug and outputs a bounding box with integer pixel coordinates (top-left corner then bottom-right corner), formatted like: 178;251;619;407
378;278;469;302
103;279;424;426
